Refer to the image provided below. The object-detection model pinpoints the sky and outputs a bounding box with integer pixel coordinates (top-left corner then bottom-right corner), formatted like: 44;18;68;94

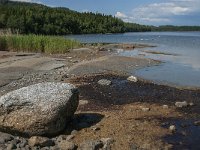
12;0;200;26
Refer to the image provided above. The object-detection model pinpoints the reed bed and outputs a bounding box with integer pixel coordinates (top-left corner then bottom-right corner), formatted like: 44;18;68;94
0;34;80;54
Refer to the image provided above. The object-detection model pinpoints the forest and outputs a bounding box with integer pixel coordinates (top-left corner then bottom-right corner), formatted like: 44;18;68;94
153;25;200;31
0;1;151;35
1;1;200;35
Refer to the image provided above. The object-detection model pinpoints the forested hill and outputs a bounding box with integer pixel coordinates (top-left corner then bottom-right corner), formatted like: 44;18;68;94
0;1;151;35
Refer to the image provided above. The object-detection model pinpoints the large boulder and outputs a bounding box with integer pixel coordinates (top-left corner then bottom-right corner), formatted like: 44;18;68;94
0;82;79;136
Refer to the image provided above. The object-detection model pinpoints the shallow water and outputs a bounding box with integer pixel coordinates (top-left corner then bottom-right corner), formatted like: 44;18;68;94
66;32;200;88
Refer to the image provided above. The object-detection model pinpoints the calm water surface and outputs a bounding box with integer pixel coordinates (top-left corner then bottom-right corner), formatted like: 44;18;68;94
66;32;200;88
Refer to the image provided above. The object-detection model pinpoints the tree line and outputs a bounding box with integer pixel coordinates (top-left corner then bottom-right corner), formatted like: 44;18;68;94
1;1;200;35
152;25;200;32
0;1;151;35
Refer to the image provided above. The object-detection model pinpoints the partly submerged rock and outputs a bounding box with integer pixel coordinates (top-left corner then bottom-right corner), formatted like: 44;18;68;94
127;76;138;82
97;79;112;86
175;101;188;108
0;82;79;136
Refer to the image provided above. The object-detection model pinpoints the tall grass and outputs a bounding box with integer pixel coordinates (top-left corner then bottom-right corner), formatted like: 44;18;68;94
0;34;80;54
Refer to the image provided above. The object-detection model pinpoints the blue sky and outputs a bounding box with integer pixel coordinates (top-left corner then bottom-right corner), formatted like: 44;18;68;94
12;0;200;26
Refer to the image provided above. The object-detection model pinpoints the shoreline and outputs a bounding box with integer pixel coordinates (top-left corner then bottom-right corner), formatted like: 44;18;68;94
0;43;200;149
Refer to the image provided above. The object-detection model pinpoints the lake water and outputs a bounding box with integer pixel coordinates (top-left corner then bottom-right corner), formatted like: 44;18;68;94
66;32;200;88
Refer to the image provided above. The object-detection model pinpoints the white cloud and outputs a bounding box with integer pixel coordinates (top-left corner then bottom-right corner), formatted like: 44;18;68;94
115;0;200;25
115;12;127;18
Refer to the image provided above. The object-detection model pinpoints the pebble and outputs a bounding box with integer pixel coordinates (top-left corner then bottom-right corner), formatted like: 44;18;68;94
194;121;200;126
175;101;188;108
6;143;17;150
66;135;75;141
162;105;169;109
0;132;14;144
79;100;89;106
127;76;138;82
141;107;150;112
169;125;176;132
78;140;104;150
71;130;78;135
189;102;194;106
58;141;77;150
92;127;101;131
101;138;114;145
97;79;112;86
28;136;55;147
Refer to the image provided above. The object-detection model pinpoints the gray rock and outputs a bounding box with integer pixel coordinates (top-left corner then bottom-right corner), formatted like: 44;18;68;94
92;127;100;131
71;130;78;135
0;132;14;144
175;101;188;108
18;139;28;148
28;136;54;147
194;121;200;126
79;100;88;106
66;135;75;141
127;76;138;82
58;141;77;150
0;82;79;136
100;138;114;145
56;135;67;143
141;107;150;112
78;140;103;150
189;102;194;106
169;125;176;132
130;144;139;150
41;147;50;150
97;79;112;86
50;145;60;150
162;105;169;109
101;138;114;150
6;143;17;150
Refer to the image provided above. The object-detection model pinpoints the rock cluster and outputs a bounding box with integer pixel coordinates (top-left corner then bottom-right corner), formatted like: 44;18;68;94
0;132;114;150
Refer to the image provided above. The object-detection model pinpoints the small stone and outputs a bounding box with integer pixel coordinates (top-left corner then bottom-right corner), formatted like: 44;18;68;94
56;135;67;143
58;141;77;150
127;76;138;82
6;143;17;150
181;131;187;136
79;140;103;150
92;127;100;131
141;107;150;112
71;130;78;135
41;147;50;150
130;144;139;150
0;132;14;144
50;145;60;150
101;138;114;145
169;125;176;132
194;121;200;126
66;135;75;141
175;101;188;108
79;100;89;106
28;136;55;147
97;79;112;86
189;102;194;106
162;105;169;109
